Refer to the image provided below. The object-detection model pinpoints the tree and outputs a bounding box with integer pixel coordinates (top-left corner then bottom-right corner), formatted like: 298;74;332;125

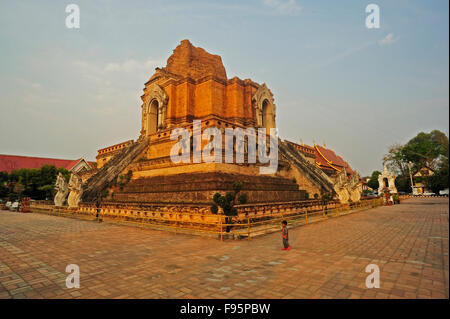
426;158;449;193
38;185;54;200
382;130;449;193
401;130;449;171
211;181;248;233
320;192;333;206
367;170;381;190
0;172;9;198
395;175;411;193
13;180;25;199
382;144;409;176
0;165;70;200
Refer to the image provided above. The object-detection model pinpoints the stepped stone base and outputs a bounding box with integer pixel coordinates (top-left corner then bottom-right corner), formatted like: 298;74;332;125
110;172;305;204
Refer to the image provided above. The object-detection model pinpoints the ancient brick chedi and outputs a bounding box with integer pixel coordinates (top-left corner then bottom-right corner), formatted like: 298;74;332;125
82;40;334;204
140;39;275;140
164;39;227;82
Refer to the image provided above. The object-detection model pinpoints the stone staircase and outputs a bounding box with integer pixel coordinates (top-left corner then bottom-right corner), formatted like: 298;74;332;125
278;139;335;194
81;137;149;203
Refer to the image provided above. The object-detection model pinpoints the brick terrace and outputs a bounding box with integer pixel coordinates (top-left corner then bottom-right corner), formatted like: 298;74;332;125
0;197;448;299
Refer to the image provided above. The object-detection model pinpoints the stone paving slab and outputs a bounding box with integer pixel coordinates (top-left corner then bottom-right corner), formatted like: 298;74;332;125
0;197;448;299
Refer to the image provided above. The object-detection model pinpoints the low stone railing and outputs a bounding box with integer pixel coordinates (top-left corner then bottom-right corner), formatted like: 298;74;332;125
29;198;384;239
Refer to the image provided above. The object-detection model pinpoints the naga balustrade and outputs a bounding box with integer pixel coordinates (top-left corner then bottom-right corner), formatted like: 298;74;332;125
30;198;385;239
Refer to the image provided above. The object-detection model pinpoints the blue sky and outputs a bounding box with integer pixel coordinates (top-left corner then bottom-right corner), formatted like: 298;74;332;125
0;0;448;176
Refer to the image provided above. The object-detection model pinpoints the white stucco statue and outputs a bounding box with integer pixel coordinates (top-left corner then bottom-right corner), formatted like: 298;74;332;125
67;173;83;208
54;172;69;207
333;169;350;204
378;165;398;195
348;173;362;203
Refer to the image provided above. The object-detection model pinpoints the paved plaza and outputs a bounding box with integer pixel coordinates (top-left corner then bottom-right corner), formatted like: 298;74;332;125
0;197;448;299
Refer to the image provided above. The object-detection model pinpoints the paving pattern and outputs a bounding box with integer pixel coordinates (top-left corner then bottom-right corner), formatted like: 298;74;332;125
0;197;448;299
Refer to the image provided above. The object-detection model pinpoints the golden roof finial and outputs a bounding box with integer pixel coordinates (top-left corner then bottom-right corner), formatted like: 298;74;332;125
323;140;326;148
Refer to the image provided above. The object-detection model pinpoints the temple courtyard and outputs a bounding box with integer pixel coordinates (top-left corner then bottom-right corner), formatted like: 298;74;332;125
0;197;448;299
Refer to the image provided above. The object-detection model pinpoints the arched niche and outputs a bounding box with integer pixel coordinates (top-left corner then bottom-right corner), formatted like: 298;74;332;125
252;83;276;131
147;99;159;135
378;166;398;194
142;84;168;136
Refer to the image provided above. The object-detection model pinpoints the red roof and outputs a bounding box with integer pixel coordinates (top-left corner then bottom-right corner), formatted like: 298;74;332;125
0;154;92;173
312;145;354;175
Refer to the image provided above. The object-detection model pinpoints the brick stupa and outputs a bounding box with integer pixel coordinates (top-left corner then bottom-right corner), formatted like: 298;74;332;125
88;40;336;205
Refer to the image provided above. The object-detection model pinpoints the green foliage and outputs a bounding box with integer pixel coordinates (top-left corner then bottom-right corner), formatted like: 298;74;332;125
232;181;242;194
0;171;8;182
382;130;449;193
116;170;133;191
383;144;408;176
126;170;133;179
0;172;9;198
13;181;25;197
320;192;333;206
395;175;411;193
313;193;319;200
0;165;71;200
401;130;448;171
38;185;54;199
367;170;381;190
210;204;219;214
237;193;248;205
225;192;234;203
392;193;400;204
8;192;18;201
213;192;222;204
426;161;449;194
304;191;309;200
210;181;247;217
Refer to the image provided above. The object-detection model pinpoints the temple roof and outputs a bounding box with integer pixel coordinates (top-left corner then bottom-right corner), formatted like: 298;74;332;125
285;139;355;176
0;154;94;173
313;144;354;175
161;39;227;81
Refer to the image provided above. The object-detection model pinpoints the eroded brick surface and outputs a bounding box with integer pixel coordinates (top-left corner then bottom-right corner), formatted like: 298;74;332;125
0;197;448;299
